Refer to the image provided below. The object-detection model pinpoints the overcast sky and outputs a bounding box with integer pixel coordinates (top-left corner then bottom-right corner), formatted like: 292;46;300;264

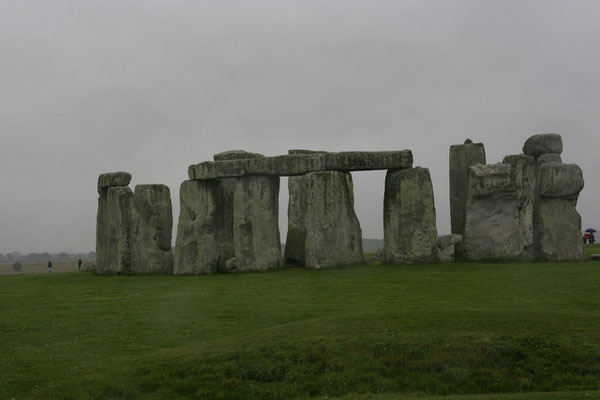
1;0;598;254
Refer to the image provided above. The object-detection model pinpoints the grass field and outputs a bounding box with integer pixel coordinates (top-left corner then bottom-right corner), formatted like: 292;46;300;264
1;252;599;399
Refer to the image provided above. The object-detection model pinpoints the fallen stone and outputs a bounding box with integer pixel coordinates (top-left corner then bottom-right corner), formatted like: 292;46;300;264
523;133;563;158
96;186;134;273
173;180;224;274
131;184;174;274
533;163;585;261
449;141;486;235
188;150;413;180
233;175;283;271
437;234;462;262
97;171;132;193
302;171;364;267
384;167;438;264
461;163;523;261
81;262;96;272
591;254;600;261
225;257;238;272
503;154;536;258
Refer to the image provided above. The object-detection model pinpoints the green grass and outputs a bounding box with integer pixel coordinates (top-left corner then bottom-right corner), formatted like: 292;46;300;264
584;243;600;257
1;257;599;399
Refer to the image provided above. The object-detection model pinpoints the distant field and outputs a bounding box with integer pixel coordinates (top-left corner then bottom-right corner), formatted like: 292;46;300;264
1;254;599;399
0;259;92;275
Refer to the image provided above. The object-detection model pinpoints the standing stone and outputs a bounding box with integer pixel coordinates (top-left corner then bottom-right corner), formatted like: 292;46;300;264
297;171;364;268
384;167;438;264
522;133;563;158
503;154;536;259
131;185;174;274
449;140;486;235
462;164;522;261
214;150;266;271
174;180;224;274
96;185;134;273
233;175;282;271
533;163;585;261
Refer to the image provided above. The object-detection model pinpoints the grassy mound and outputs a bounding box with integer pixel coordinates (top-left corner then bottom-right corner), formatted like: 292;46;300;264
1;256;599;399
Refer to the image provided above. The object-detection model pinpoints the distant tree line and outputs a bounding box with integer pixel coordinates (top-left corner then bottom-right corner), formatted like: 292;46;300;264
0;252;95;264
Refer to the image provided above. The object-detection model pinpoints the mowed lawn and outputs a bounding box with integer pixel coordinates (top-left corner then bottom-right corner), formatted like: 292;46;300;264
1;256;599;399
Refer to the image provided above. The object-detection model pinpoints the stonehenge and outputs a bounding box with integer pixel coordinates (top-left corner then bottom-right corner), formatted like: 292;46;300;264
384;167;438;264
96;172;174;274
461;164;522;261
449;139;486;235
451;133;585;262
95;133;586;274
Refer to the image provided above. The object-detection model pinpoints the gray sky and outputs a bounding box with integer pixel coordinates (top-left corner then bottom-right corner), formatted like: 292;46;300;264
1;0;599;253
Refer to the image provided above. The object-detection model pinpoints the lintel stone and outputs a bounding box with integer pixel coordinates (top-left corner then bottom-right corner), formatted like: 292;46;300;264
97;171;132;193
188;150;413;180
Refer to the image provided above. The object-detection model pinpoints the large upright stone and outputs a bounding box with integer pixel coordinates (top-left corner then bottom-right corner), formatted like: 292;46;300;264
462;164;522;261
449;140;486;235
289;171;364;268
131;185;174;274
503;154;536;258
384;167;438;264
214;150;266;271
523;133;563;158
233;175;282;271
96;186;134;273
533;163;585;261
174;180;224;274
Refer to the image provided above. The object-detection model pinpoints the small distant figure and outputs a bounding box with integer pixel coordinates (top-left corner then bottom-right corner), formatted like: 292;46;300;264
590;233;596;244
48;261;52;273
77;258;82;271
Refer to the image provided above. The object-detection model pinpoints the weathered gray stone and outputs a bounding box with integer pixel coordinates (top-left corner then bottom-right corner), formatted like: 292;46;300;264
214;150;268;268
384;167;438;264
213;150;265;161
325;151;413;171
436;234;462;262
81;262;96;272
537;154;562;164
461;163;522;261
537;163;584;199
449;140;486;235
302;171;364;267
97;171;132;193
503;154;536;258
288;149;326;155
188;150;413;180
173;180;224;274
533;163;585;261
523;133;563;158
96;186;134;273
131;185;174;274
233;175;283;271
375;247;385;260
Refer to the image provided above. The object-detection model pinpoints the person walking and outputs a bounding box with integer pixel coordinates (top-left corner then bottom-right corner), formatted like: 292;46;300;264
77;258;82;271
48;260;52;273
